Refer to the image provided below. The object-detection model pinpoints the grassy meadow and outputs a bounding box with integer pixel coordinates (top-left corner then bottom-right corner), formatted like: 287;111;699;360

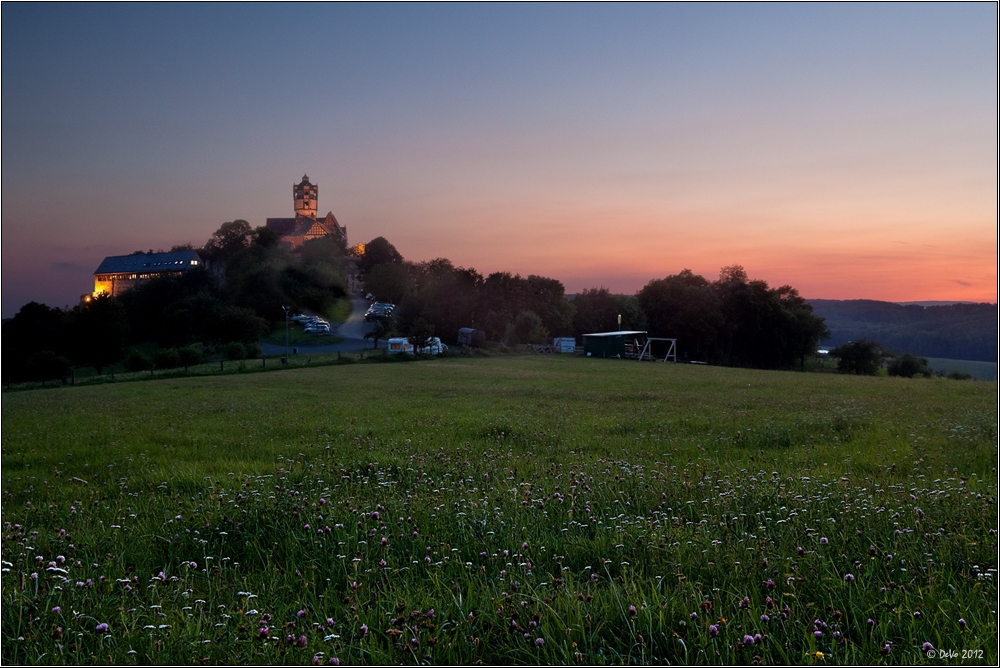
2;355;996;664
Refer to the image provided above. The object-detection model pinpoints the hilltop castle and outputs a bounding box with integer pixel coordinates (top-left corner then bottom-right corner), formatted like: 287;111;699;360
265;174;347;250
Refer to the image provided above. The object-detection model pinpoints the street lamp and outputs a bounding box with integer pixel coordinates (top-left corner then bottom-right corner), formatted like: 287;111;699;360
281;305;291;363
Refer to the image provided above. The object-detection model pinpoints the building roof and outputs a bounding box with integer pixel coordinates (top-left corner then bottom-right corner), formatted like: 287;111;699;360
266;217;298;235
94;250;203;275
582;331;647;338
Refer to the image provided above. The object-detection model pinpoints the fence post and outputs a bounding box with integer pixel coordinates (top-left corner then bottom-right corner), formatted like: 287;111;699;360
220;360;224;372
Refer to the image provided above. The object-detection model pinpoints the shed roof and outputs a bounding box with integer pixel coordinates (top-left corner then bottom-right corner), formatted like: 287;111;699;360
582;330;647;338
94;250;202;275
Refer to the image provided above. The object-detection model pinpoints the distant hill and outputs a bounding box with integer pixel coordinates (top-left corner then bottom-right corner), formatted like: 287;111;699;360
808;299;997;363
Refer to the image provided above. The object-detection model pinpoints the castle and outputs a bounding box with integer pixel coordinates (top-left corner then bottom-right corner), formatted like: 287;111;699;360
266;174;347;250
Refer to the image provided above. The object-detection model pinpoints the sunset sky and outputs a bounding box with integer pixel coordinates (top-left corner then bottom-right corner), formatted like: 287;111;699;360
2;3;996;316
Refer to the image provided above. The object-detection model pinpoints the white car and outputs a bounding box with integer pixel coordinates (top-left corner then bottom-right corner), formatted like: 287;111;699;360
304;323;330;333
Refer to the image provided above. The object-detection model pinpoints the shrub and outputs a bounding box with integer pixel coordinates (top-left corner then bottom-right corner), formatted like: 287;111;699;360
222;341;247;360
124;350;152;372
244;341;262;359
830;339;884;375
21;350;72;382
153;348;182;369
947;370;973;380
887;353;931;378
177;344;206;368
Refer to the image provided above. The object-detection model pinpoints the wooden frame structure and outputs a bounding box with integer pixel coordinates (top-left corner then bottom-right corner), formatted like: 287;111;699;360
637;337;677;363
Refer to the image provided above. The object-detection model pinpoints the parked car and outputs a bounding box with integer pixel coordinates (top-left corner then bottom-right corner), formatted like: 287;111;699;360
304;323;330;333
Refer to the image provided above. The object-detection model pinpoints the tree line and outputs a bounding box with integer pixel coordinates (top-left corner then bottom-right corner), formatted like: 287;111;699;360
359;237;829;369
3;221;349;383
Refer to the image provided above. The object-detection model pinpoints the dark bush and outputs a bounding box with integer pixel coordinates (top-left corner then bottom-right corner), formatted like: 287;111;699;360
887;353;931;378
153;348;182;369
177;344;206;368
22;350;72;382
222;341;247;360
124;350;152;372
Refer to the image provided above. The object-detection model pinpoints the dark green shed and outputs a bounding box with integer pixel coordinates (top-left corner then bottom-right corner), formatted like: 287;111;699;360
582;331;647;358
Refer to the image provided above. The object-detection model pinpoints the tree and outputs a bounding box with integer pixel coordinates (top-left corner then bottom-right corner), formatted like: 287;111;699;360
506;310;549;345
358;236;403;274
887;353;931;378
202;220;254;262
364;321;388;349
638;270;722;362
830;339;885;375
72;294;130;374
364;262;413;304
406;317;435;353
572;287;646;338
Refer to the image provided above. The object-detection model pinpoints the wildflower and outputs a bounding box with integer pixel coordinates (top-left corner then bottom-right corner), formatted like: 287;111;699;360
958;618;966;629
743;634;755;645
359;624;369;637
319;498;326;505
259;627;270;639
820;537;828;545
709;624;719;637
869;545;876;556
880;642;892;656
312;656;323;666
30;572;37;580
381;537;388;546
535;637;545;646
304;524;310;531
867;618;874;627
844;573;854;582
189;561;197;569
298;609;306;618
328;659;340;666
52;607;61;614
298;635;308;647
765;578;775;591
327;618;334;627
913;611;921;619
814;631;823;638
814;651;824;659
760;614;769;623
797;547;804;556
56;555;66;564
96;623;109;633
628;605;637;617
690;612;698;620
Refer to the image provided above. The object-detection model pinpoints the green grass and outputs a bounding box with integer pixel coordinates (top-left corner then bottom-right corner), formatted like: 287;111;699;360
2;356;996;664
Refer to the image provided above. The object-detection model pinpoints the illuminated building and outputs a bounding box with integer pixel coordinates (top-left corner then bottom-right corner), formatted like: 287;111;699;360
92;250;203;297
265;174;348;250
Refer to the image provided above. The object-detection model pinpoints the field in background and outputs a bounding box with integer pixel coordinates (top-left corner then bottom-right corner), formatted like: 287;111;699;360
925;357;997;381
2;356;996;664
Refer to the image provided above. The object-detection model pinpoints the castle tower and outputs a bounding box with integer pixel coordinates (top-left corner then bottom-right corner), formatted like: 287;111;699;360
293;174;318;219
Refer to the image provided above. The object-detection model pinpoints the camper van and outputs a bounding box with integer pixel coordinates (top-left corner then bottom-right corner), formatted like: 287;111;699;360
385;337;448;355
386;338;414;354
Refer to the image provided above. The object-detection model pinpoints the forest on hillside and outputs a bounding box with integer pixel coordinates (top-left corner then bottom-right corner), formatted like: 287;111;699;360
809;299;997;363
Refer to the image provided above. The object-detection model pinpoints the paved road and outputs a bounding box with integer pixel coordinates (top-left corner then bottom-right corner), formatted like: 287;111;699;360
260;295;383;355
